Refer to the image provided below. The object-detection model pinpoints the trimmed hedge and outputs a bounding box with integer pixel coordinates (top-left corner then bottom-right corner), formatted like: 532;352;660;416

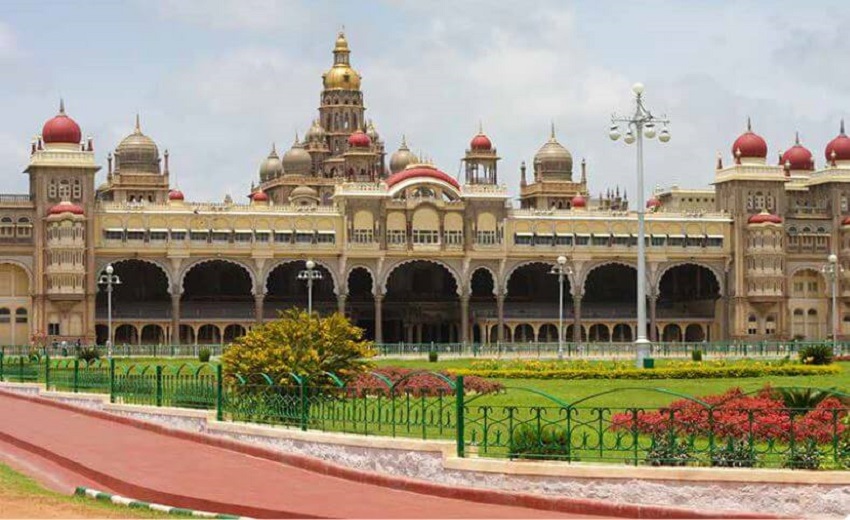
451;364;840;380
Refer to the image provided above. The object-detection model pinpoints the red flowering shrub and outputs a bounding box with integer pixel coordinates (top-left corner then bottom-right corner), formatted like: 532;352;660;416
611;387;848;444
347;366;502;397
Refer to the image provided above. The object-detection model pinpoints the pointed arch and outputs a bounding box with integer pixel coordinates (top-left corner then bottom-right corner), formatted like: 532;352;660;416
264;258;339;295
96;258;173;292
380;258;462;295
179;258;256;295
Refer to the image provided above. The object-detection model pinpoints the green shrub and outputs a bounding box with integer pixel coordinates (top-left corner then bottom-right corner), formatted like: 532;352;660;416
198;348;211;363
645;436;693;467
710;438;758;468
509;424;575;461
782;441;822;470
428;350;438;363
798;344;833;365
77;347;100;363
691;349;703;362
777;387;837;409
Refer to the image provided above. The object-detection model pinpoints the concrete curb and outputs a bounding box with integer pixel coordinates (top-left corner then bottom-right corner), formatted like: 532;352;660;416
74;487;247;519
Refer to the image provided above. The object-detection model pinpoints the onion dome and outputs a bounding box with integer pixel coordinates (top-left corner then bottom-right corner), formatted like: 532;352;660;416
42;99;82;145
48;200;84;216
732;118;768;160
282;135;312;176
646;196;661;209
781;133;814;171
366;120;379;142
826;120;850;163
389;135;419;174
470;123;492;151
322;31;362;90
534;124;573;178
386;163;460;190
571;194;586;208
306;119;326;142
259;143;283;182
251;189;269;203
115;115;160;174
748;210;782;225
168;189;184;201
348;128;371;148
290;185;319;199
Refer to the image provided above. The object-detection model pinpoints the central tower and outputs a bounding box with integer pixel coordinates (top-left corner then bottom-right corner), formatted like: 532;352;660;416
319;32;365;167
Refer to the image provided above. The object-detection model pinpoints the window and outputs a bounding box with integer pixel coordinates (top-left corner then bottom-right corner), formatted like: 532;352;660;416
15;308;27;324
514;233;533;246
0;217;13;238
591;234;610;247
534;233;553;246
686;236;704;248
668;235;685;247
765;315;777;334
72;179;82;200
316;231;335;244
149;231;167;241
555;234;573;246
126;230;145;241
747;315;758;335
170;231;186;241
274;231;292;243
706;236;723;247
0;308;9;324
651;235;666;247
295;232;314;244
254;231;270;243
48;323;60;335
412;230;439;244
234;232;253;243
211;231;231;243
575;234;590;246
387;230;406;244
48;180;57;199
612;235;630;247
444;230;463;245
190;231;209;241
476;230;497;245
58;179;71;200
352;229;374;243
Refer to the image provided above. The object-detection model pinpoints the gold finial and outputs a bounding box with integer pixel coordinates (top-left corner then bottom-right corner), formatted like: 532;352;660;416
294;131;299;144
134;113;141;134
271;142;277;155
400;134;408;149
59;98;65;115
550;121;556;140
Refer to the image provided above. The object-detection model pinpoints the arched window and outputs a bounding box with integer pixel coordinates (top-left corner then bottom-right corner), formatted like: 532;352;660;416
15;308;27;323
747;314;758;335
0;308;10;324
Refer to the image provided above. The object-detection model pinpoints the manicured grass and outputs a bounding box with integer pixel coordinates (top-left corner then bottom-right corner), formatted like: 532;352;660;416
0;462;169;518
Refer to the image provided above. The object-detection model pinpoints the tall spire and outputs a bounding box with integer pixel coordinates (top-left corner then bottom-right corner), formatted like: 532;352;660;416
134;113;141;134
795;131;800;145
59;98;65;115
746;116;752;132
550;121;556;140
842;118;846;136
478;120;484;134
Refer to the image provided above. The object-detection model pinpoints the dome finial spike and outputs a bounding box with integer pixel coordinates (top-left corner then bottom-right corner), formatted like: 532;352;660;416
294;131;299;144
478;120;483;134
795;131;800;145
550;121;556;139
59;98;65;115
841;118;846;136
134;113;141;134
271;142;277;154
747;117;752;132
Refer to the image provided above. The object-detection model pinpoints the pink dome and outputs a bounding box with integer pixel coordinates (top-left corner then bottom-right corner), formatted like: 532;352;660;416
168;189;184;201
826;120;850;163
48;201;84;216
470;133;492;151
251;190;269;202
571;194;586;208
646;196;661;209
732;119;768;159
42;100;82;145
748;211;782;224
348;129;371;148
386;165;460;190
782;134;814;171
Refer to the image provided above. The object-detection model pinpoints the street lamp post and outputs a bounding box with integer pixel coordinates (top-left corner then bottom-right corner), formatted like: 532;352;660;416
822;253;843;352
550;256;571;360
298;260;323;316
609;83;671;368
98;264;122;357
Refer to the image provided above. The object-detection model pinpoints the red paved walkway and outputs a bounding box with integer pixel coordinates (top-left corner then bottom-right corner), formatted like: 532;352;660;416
0;391;597;519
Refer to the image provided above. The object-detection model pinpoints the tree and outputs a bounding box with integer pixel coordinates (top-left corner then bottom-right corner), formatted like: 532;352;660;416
221;308;375;383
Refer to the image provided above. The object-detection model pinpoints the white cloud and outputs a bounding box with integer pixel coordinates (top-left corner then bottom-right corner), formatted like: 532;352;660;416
153;0;312;32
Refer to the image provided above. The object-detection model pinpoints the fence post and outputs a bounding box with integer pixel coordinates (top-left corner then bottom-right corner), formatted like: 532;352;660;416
109;357;116;404
73;359;79;393
20;355;25;382
299;380;308;432
0;348;4;381
155;365;163;407
216;364;223;421
455;375;465;458
45;350;50;390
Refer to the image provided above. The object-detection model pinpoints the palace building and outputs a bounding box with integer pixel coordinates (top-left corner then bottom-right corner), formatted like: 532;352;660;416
1;32;849;347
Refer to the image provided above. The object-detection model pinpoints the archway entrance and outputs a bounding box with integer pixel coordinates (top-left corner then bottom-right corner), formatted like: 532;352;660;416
658;264;720;341
96;260;170;344
584;264;637;338
0;263;30;346
506;263;571;343
470;268;496;343
384;261;459;343
347;267;375;340
266;261;335;317
182;260;253;321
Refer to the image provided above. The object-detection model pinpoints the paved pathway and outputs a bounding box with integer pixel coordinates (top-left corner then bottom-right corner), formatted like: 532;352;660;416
0;391;598;519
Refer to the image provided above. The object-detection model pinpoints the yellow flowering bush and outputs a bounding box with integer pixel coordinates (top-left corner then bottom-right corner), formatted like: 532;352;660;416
221;308;375;383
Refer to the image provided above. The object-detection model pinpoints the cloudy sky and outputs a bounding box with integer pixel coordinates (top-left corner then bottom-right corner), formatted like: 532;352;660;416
0;0;848;202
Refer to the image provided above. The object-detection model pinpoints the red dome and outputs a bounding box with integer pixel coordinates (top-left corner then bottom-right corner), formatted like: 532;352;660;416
42;100;82;145
782;138;814;171
48;201;84;216
386;165;460;190
348;129;371;148
470;133;492;151
571;194;586;208
842;216;850;226
646;196;661;209
825;121;850;163
251;190;269;202
168;189;184;201
748;211;782;224
732;119;767;159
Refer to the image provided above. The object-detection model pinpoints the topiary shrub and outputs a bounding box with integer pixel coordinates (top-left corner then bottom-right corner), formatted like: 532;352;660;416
691;349;703;362
798;344;833;365
510;424;575;461
198;348;211;363
645;435;693;467
782;440;822;470
710;438;758;468
77;346;100;363
428;350;438;363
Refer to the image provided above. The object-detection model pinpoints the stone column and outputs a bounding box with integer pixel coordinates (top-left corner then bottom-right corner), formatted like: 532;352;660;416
649;294;658;342
171;293;181;346
337;293;347;315
496;293;505;343
374;293;383;343
573;294;582;342
460;294;470;344
254;294;265;324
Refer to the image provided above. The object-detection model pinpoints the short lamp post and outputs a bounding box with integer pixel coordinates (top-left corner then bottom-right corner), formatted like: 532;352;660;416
822;253;843;352
609;82;671;368
298;260;323;316
98;264;121;357
550;255;572;360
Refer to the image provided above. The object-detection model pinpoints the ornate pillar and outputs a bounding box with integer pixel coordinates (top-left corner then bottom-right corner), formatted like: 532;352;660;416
496;293;505;342
374;293;383;344
460;294;470;344
649;294;658;342
573;294;582;342
337;293;347;315
171;293;181;346
254;293;265;324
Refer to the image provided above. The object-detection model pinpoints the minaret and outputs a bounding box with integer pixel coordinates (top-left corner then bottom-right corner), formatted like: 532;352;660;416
463;123;500;185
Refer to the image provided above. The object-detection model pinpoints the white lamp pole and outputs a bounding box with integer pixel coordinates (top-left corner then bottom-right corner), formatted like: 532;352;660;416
98;264;122;357
609;83;671;368
298;260;323;316
550;256;571;360
822;253;843;351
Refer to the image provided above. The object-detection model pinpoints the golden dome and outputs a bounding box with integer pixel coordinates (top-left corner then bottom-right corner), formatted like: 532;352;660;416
389;135;418;174
323;31;361;90
334;32;350;52
533;124;573;178
259;143;282;182
115;115;160;174
282;135;312;176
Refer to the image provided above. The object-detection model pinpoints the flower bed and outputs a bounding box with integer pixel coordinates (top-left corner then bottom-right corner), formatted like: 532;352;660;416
348;366;502;397
611;387;848;444
452;360;839;380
